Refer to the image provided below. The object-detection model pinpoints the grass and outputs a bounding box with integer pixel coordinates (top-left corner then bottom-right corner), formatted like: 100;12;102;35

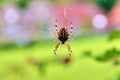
0;35;120;80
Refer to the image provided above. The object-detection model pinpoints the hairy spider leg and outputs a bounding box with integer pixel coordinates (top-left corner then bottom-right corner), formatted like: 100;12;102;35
66;41;72;56
54;41;61;55
54;19;59;38
69;22;73;37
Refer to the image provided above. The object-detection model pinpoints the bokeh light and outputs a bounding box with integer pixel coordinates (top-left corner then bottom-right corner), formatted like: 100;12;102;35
4;8;19;25
92;14;108;29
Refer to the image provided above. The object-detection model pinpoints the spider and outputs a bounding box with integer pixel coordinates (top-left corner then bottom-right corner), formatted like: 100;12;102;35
54;19;73;55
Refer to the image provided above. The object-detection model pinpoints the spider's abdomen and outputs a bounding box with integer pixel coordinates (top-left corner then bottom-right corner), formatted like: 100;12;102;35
58;27;69;44
58;36;68;44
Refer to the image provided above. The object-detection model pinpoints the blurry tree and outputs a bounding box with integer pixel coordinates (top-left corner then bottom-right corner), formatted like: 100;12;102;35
96;0;117;13
16;0;31;10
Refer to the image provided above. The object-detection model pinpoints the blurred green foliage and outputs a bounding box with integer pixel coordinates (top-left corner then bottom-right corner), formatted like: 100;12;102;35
0;0;4;4
95;48;120;62
0;40;39;50
38;61;48;74
82;50;92;57
0;43;18;50
113;73;120;80
0;36;120;80
117;74;120;80
0;0;5;8
108;30;120;41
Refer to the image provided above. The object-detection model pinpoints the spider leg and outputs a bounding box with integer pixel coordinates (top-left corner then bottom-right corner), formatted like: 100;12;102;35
54;19;59;38
66;41;72;56
54;41;61;55
69;22;73;38
54;32;58;39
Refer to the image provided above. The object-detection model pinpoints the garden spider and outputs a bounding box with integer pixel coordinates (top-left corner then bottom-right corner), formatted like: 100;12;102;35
54;19;73;55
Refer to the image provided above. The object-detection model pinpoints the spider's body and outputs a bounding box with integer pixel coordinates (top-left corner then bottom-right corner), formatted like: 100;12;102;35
54;19;73;55
58;27;69;44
